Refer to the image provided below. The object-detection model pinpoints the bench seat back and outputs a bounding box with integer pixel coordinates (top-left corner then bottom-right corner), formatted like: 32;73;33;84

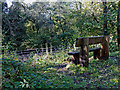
75;35;109;47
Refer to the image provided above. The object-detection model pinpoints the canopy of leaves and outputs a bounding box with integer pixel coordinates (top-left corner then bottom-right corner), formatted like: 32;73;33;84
2;1;119;51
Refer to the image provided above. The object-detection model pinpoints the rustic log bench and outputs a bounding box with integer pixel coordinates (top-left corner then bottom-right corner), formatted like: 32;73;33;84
68;35;109;67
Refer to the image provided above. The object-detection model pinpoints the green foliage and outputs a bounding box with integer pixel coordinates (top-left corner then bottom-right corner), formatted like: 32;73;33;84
2;50;119;88
2;1;119;51
2;2;28;50
2;1;119;89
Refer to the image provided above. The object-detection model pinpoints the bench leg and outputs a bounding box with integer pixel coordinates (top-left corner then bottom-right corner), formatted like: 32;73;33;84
94;49;100;59
101;36;109;59
81;46;89;67
72;54;80;65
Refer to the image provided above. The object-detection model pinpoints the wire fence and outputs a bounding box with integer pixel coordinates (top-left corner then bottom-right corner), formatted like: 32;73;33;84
8;43;74;56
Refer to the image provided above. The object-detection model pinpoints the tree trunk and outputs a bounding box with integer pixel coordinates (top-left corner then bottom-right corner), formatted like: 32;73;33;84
103;0;107;36
117;1;120;47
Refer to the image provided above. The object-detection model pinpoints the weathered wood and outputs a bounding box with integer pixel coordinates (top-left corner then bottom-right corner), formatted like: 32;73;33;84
80;38;89;67
76;37;83;47
76;36;109;59
89;37;103;45
69;35;109;67
90;47;101;59
89;47;101;52
68;52;80;55
101;35;109;59
68;47;101;65
68;52;80;65
76;36;104;47
93;49;100;59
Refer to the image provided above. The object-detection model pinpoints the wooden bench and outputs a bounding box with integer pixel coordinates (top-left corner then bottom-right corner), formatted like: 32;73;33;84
68;35;109;67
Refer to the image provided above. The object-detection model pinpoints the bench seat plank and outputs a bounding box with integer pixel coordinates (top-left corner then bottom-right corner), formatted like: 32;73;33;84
68;47;101;55
68;52;80;55
89;47;101;52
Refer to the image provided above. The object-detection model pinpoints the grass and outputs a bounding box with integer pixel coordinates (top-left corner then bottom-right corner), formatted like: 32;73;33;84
1;50;119;88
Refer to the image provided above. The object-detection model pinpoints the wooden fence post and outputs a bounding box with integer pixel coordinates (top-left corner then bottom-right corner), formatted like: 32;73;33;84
50;43;52;54
46;43;49;55
41;44;43;55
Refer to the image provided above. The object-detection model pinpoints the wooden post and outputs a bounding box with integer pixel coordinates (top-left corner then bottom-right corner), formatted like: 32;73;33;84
101;35;109;59
50;43;52;54
46;43;49;55
72;53;80;65
94;49;100;59
80;38;89;67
